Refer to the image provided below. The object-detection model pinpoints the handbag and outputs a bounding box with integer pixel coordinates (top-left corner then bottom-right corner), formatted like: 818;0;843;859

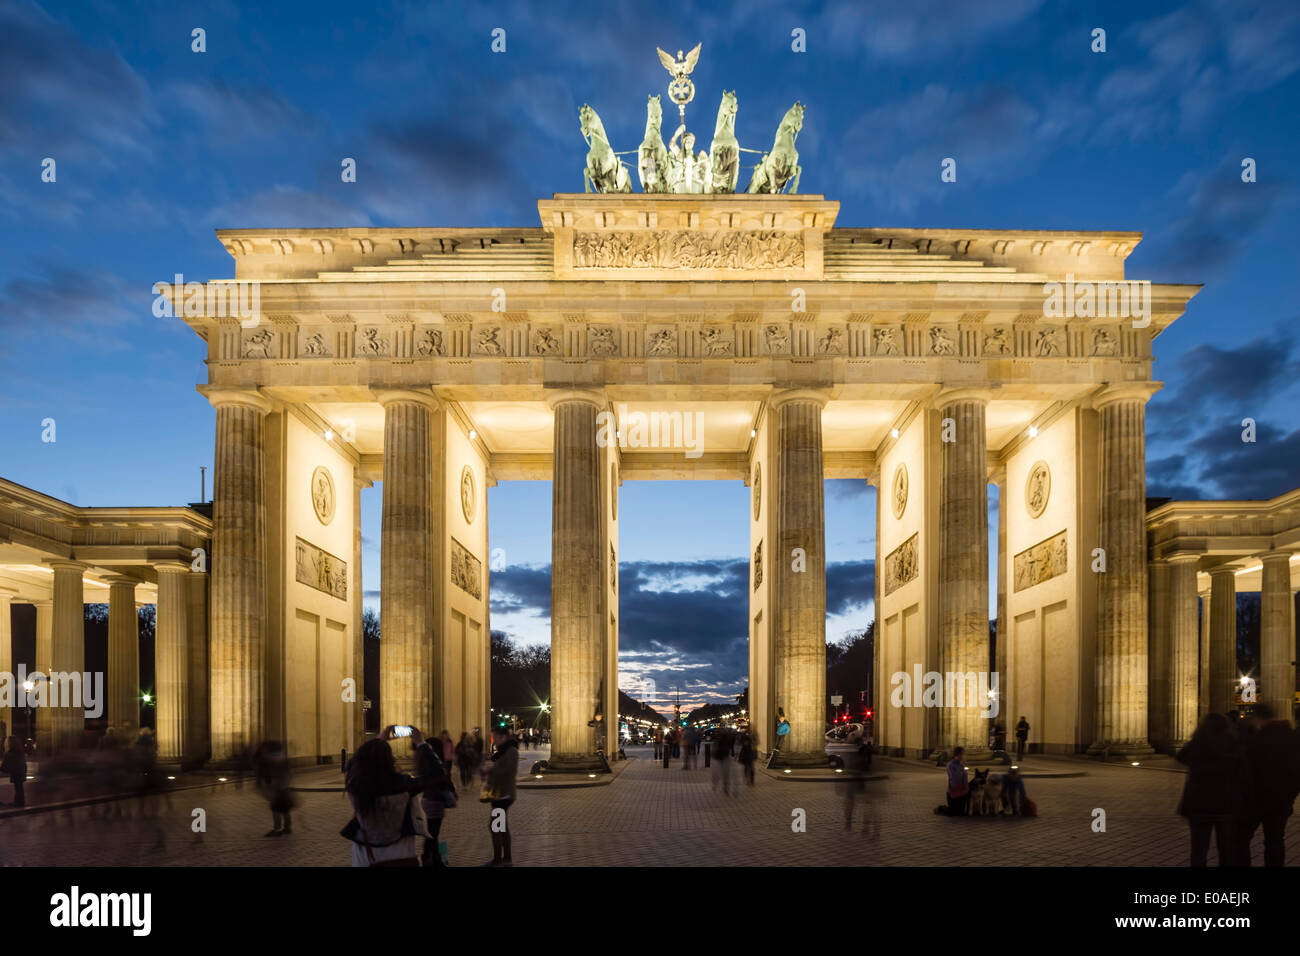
479;784;500;803
439;786;458;808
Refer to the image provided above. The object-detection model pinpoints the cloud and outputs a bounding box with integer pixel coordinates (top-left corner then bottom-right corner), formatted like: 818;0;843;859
0;265;142;340
1186;422;1300;500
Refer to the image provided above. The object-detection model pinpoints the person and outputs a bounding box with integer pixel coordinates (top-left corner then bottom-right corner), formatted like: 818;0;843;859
1015;717;1030;761
841;741;872;830
253;740;295;836
1176;713;1245;867
407;727;455;868
343;736;428;867
1;735;26;807
481;725;519;866
944;747;969;816
653;728;663;761
711;728;734;795
1235;703;1300;866
1001;766;1027;815
683;726;697;770
440;729;455;773
738;731;756;786
455;732;476;789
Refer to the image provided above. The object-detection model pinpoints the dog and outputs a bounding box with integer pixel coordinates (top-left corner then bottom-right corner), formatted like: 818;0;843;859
980;772;1004;816
966;769;989;815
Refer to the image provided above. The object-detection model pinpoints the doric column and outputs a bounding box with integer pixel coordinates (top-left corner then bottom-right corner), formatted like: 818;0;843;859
1147;560;1171;750
1198;584;1211;721
33;601;52;753
208;387;272;762
547;389;605;771
154;562;190;761
1090;385;1153;755
185;565;210;764
1259;551;1294;725
936;388;990;756
993;467;1008;726
48;561;87;753
1208;565;1237;716
377;389;438;738
1168;555;1201;748
0;588;15;739
771;388;829;765
106;575;140;738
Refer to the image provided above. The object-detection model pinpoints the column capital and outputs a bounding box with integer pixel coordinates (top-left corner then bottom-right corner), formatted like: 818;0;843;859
0;586;18;604
374;387;440;410
544;387;606;410
1166;552;1202;566
768;387;831;410
935;385;992;408
153;561;191;575
1092;382;1160;409
45;560;88;574
1256;549;1294;564
1208;563;1239;580
201;385;274;414
105;574;140;589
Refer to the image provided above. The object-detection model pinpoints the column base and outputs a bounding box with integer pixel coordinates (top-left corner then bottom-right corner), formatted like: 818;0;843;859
542;754;609;774
1086;740;1155;759
769;749;835;769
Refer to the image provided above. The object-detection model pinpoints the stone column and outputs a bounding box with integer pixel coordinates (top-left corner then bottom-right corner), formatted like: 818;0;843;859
993;469;1008;727
936;388;990;757
185;566;210;764
1147;560;1171;750
1168;555;1201;748
33;601;52;753
208;388;272;762
48;561;87;753
1198;584;1211;721
154;562;190;761
1208;566;1237;716
771;389;829;765
1260;551;1294;725
547;389;605;771
106;575;140;739
377;389;438;738
0;589;14;740
1090;385;1152;755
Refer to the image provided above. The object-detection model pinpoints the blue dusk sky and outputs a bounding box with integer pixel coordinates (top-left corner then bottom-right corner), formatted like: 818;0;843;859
1;0;1297;713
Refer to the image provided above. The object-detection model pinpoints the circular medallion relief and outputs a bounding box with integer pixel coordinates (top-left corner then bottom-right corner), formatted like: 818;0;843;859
892;464;908;520
1025;461;1051;518
460;465;477;524
752;463;762;520
611;463;619;521
311;466;336;526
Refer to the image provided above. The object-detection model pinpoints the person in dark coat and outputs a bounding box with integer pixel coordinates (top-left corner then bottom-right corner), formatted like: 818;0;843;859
404;727;454;867
1234;704;1300;866
482;727;519;867
253;740;295;837
1176;713;1246;866
1;735;26;807
1014;717;1030;761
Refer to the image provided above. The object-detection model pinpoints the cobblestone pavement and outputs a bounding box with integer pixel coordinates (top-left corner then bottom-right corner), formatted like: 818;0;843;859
0;746;1295;866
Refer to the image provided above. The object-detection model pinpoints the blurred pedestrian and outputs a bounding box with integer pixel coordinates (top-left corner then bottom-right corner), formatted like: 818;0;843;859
1176;713;1245;867
343;736;427;867
1;735;26;807
711;728;734;794
455;732;476;788
841;741;872;831
254;740;295;837
1235;703;1300;866
480;726;519;866
738;731;756;786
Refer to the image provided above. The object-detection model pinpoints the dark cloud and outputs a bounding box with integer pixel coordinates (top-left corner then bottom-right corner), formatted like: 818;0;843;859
0;265;142;338
1187;422;1300;500
827;559;873;617
1144;158;1290;277
1148;330;1300;441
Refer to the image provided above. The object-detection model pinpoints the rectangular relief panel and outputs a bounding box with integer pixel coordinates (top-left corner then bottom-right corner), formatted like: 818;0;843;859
295;537;348;601
450;536;482;599
884;533;919;596
1013;529;1068;593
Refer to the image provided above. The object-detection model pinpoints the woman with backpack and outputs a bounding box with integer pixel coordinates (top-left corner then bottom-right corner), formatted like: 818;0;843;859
343;735;428;867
